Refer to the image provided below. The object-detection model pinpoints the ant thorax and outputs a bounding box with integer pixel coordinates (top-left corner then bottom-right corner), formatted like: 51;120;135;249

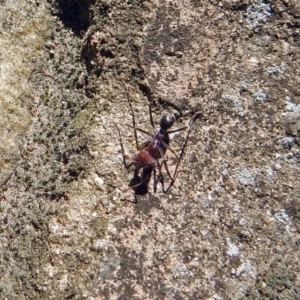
152;128;164;147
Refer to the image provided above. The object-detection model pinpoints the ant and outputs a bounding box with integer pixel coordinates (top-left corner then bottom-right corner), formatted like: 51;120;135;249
115;83;199;202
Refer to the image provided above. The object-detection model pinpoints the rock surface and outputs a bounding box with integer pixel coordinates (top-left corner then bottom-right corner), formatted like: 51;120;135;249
0;0;300;299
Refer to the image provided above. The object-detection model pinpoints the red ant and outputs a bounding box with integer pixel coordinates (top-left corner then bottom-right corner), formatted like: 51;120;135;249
115;83;199;202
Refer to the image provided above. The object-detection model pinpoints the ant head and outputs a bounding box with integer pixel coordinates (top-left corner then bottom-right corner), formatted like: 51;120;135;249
160;112;175;130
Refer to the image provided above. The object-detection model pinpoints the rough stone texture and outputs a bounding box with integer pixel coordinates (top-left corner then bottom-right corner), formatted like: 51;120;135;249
0;0;52;185
0;0;300;299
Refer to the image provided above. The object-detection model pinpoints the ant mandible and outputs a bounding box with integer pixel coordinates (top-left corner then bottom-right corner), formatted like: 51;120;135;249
115;83;199;202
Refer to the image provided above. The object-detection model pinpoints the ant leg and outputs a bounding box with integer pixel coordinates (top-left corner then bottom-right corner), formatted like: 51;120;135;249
166;112;201;135
155;159;166;192
154;158;172;193
159;159;184;193
122;81;139;150
148;101;155;129
127;92;139;151
121;166;159;202
153;163;158;193
128;166;153;196
167;126;187;134
114;123;134;170
120;195;138;204
138;82;155;128
161;114;199;193
154;155;175;193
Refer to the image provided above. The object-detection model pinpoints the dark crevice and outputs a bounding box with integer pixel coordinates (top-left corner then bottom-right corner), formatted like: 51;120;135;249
48;0;95;34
